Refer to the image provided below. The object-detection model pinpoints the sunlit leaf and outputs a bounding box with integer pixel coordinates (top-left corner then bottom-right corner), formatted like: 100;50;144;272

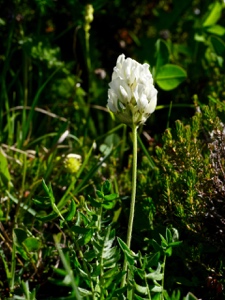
151;285;163;293
145;264;163;281
203;2;222;27
135;283;148;294
23;237;42;252
206;24;225;36
155;64;187;90
104;193;118;201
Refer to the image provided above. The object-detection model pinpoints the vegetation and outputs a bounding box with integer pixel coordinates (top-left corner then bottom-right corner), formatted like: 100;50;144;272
0;0;225;299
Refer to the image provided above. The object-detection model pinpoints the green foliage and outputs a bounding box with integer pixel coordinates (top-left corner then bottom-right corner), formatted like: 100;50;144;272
154;39;187;91
1;0;225;299
155;64;187;91
155;100;222;228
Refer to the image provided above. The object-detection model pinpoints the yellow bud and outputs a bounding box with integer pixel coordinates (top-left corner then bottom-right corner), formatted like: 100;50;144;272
64;153;82;174
85;4;94;23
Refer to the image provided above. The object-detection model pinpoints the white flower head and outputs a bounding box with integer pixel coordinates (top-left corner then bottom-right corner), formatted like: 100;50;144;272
107;54;157;126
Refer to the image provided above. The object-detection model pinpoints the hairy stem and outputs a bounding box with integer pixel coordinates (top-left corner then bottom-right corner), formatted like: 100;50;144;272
121;124;138;287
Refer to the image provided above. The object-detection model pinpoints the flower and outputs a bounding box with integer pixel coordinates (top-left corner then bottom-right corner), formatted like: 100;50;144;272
64;153;82;174
107;54;157;126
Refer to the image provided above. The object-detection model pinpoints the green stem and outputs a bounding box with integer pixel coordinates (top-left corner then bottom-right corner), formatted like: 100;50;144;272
161;255;167;300
126;125;138;248
10;230;17;293
121;125;138;287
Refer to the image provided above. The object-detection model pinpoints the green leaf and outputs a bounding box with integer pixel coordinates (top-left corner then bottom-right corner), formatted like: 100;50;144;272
0;150;11;186
165;247;172;257
102;200;116;210
151;285;163;293
102;180;111;194
145;264;163;281
135;283;148;294
23;237;42;252
42;178;50;195
96;190;104;198
78;287;92;296
194;33;206;42
166;228;173;244
155;39;170;72
14;228;27;245
78;229;94;246
159;234;168;248
65;199;76;221
33;196;51;208
210;36;225;56
78;268;89;279
92;264;101;277
6;191;37;216
146;252;161;268
83;249;96;261
117;237;136;265
184;292;199;300
155;64;187;91
71;225;91;234
36;211;59;222
101;270;118;289
203;2;222;27
168;241;183;248
206;24;225;36
104;193;118;201
102;268;117;279
152;293;162;300
88;196;102;207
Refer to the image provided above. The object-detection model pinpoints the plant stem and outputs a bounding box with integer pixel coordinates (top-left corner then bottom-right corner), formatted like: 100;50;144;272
10;230;16;293
161;254;167;300
121;124;138;287
126;125;138;248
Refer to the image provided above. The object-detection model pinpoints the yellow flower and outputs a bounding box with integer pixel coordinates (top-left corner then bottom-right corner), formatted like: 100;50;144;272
64;154;82;174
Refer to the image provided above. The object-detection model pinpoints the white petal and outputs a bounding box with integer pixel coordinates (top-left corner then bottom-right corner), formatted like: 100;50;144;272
120;85;129;100
108;100;117;112
147;93;157;114
138;95;149;112
108;89;118;112
116;54;125;67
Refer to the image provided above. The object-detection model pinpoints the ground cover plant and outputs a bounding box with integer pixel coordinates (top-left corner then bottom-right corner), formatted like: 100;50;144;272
1;0;225;299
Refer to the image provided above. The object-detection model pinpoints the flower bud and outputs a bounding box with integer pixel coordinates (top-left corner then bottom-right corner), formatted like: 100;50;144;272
64;154;82;174
84;4;94;33
107;54;157;126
